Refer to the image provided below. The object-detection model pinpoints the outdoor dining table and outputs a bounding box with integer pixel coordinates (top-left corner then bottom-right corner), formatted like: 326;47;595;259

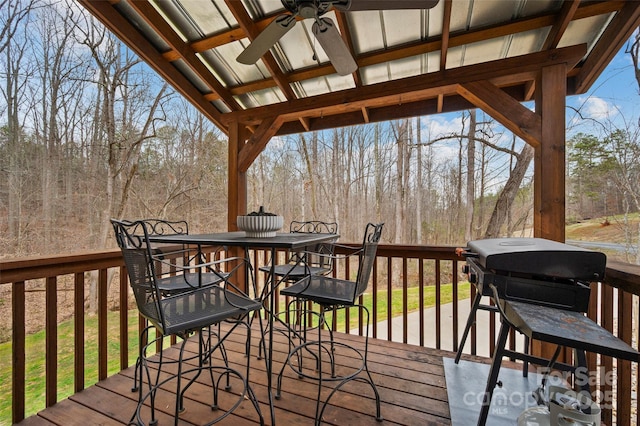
147;230;339;425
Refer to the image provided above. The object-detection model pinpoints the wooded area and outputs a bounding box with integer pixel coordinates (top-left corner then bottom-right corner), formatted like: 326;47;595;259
2;0;640;263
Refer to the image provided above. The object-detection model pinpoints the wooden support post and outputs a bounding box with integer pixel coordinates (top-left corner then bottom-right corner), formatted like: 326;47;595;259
533;63;566;360
228;121;248;230
228;121;249;290
534;63;566;242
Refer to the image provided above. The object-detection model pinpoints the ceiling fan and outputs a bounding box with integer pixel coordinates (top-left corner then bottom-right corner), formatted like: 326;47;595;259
236;0;440;76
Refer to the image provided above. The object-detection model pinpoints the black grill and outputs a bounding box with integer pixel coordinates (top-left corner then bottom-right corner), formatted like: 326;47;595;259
462;238;606;312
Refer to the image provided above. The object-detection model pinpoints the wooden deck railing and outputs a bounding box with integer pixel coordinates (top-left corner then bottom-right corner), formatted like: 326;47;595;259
2;245;639;424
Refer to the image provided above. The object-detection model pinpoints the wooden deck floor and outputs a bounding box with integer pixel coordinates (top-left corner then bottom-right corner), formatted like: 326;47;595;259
17;324;489;426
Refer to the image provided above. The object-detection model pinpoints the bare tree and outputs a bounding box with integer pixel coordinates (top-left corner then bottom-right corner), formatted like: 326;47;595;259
0;0;40;55
1;2;33;248
465;110;476;242
415;117;423;243
31;3;86;245
73;15;170;311
300;132;318;217
391;119;410;244
484;142;534;238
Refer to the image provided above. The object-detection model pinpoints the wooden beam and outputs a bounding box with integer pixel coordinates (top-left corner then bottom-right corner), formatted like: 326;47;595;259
457;81;541;147
222;44;586;126
361;107;370;123
523;80;536;101
532;63;566;361
126;1;241;111
275;94;477;135
227;122;249;290
191;15;278;52
299;116;311;132
238;116;285;172
440;0;452;72
574;0;640;93
191;2;621;55
541;0;579;50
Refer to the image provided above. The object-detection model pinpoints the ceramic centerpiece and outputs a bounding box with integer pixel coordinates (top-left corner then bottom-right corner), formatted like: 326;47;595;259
237;206;283;238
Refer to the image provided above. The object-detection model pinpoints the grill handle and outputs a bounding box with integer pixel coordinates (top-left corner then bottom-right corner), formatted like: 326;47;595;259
455;247;478;258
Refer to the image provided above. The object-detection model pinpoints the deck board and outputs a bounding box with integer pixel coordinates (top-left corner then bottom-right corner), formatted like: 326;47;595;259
17;324;491;425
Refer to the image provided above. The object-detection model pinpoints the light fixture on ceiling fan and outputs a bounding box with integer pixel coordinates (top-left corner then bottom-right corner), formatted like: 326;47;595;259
236;0;440;76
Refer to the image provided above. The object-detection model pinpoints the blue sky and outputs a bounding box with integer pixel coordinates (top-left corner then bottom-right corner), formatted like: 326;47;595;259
419;38;640;150
567;42;639;137
405;38;640;194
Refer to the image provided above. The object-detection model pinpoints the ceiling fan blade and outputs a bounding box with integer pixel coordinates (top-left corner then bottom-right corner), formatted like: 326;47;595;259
237;15;296;65
312;17;357;76
334;0;439;11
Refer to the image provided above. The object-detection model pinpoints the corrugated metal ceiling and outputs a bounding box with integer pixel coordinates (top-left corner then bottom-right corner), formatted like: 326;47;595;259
144;0;610;110
78;0;638;134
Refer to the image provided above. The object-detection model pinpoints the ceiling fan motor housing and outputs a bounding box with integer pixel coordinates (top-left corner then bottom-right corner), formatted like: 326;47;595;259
281;0;334;17
299;3;317;19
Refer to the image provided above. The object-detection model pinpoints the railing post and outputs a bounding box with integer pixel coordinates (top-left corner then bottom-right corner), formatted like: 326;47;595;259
98;268;108;380
617;290;633;426
12;281;26;424
45;276;58;408
119;267;129;371
74;272;85;393
601;284;614;425
435;260;441;349
402;257;408;344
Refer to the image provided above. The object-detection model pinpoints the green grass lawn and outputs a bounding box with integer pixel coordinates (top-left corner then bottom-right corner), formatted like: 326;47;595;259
0;309;142;424
302;282;470;330
0;283;470;425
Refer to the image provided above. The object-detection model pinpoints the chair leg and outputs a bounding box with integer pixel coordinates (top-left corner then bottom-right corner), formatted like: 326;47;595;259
317;305;383;423
192;319;266;425
177;331;205;413
276;303;383;424
203;325;233;391
175;337;190;421
315;309;325;426
129;329;161;426
246;315;266;426
132;324;154;393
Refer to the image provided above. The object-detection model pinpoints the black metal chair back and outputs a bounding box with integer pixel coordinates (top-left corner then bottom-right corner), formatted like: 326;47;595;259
111;219;165;332
112;218;188;246
113;218;228;296
289;220;338;234
290;220;339;274
111;218;265;425
259;220;339;282
353;222;384;302
275;222;385;425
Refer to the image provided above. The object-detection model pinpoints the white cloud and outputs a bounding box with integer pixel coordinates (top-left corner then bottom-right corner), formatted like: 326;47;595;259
420;114;464;140
579;96;617;120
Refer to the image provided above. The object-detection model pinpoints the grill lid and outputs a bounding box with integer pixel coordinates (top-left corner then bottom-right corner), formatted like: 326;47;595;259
466;238;606;280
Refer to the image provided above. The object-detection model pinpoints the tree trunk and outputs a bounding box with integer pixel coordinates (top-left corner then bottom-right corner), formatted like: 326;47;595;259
300;133;317;218
465;110;476;242
484;144;534;238
394;120;408;244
